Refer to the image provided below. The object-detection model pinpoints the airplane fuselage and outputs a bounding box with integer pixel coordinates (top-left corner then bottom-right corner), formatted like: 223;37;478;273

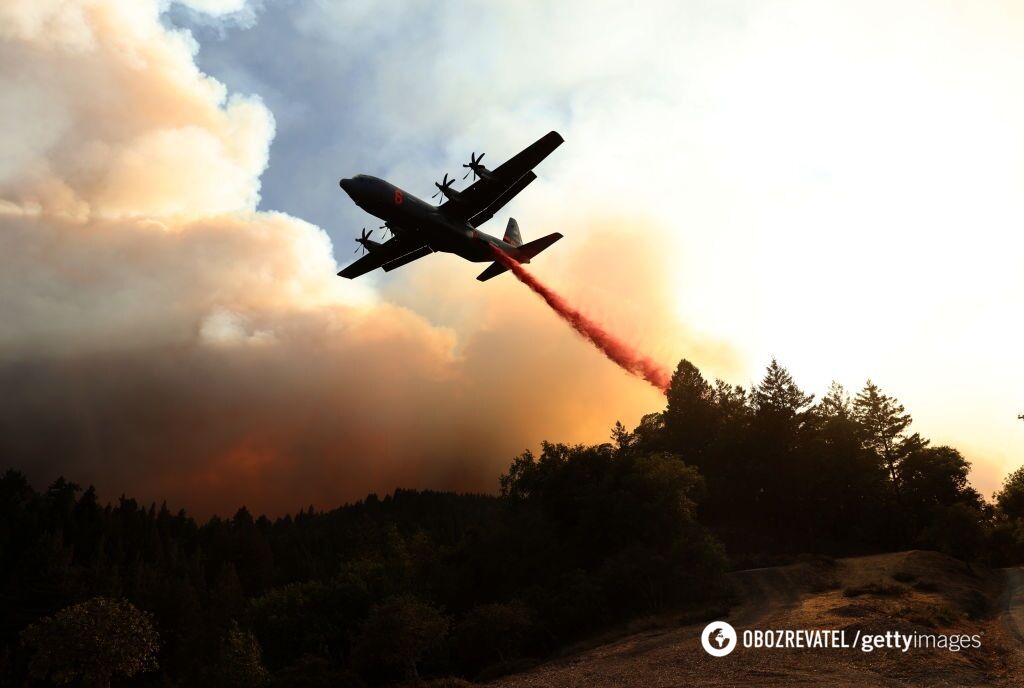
337;130;565;281
339;174;516;262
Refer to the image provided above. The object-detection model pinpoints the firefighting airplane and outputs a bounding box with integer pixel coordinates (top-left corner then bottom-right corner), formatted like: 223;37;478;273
337;131;563;281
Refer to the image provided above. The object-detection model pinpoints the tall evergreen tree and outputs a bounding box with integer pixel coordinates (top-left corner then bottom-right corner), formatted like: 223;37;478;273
751;359;814;418
817;381;852;420
852;381;919;496
663;359;718;464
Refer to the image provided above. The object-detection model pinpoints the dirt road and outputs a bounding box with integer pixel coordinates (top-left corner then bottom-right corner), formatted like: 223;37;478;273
490;551;1018;687
1002;567;1024;642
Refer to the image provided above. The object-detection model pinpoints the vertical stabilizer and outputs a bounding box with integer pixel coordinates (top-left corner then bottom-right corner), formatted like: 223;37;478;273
503;218;523;247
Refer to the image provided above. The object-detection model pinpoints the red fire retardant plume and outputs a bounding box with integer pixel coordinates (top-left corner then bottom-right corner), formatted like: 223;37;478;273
490;246;671;393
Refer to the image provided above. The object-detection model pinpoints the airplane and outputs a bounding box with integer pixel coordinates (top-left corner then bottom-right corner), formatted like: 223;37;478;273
337;131;564;281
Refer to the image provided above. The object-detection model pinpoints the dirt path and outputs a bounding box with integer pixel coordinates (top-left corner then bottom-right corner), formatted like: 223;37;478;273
489;558;839;688
1001;567;1024;642
489;552;1014;687
727;565;802;626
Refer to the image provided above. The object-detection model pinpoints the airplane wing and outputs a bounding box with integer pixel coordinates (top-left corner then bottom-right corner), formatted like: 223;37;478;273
441;130;563;227
382;244;433;272
338;237;431;279
467;172;536;228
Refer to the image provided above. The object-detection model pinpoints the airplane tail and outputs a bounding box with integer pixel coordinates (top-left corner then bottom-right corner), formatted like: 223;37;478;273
476;229;563;282
517;231;563;261
503;218;523;247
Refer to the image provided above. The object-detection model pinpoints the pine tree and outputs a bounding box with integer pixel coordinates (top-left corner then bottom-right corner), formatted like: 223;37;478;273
751;359;814;418
663;359;718;462
817;381;851;419
852;380;920;496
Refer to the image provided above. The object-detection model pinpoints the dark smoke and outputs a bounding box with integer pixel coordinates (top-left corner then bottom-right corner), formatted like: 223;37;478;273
490;246;671;393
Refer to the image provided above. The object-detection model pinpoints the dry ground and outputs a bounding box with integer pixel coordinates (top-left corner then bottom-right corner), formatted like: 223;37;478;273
488;551;1024;687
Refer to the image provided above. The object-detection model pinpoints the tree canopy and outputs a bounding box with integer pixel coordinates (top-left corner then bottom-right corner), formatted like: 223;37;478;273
0;357;1015;686
20;597;158;688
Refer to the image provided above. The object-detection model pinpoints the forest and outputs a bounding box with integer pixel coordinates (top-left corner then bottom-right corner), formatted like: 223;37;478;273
2;359;1022;687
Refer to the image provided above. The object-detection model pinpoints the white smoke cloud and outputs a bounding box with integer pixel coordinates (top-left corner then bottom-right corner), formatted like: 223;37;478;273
0;0;277;220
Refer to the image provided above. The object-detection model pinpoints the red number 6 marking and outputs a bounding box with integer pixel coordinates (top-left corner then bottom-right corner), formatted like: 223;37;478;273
394;189;403;205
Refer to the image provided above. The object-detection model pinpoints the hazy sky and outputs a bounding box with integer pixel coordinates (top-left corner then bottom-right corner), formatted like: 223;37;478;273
1;0;1021;514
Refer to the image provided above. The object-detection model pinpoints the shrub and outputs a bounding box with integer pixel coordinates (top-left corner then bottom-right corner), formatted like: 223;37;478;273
20;597;159;688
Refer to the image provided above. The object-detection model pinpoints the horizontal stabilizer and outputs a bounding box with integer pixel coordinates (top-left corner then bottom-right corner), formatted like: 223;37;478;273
476;261;509;282
518;232;563;261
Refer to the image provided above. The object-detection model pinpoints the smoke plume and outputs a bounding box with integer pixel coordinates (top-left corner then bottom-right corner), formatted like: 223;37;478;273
0;0;737;516
491;247;672;393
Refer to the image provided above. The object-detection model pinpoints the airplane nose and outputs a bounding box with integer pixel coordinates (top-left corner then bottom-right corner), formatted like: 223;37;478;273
339;178;353;193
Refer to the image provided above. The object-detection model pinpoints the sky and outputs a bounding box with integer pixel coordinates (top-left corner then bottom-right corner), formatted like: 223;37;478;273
1;0;1021;515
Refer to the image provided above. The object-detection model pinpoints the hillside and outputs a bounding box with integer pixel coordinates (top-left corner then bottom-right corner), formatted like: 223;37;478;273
491;551;1021;687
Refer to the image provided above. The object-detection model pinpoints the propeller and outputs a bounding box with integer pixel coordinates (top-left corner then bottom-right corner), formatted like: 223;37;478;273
379;224;391;240
353;227;373;254
431;173;456;202
462;152;486;180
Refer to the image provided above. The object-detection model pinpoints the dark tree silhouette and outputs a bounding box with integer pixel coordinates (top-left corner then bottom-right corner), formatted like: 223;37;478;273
751;358;814;418
352;596;448;684
212;621;269;687
664;360;718;464
853;380;919;497
0;358;1007;685
452;602;532;673
20;597;159;688
818;381;852;419
996;466;1024;520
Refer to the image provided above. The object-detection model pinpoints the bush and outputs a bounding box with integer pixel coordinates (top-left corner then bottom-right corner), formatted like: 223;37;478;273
842;583;906;598
212;621;269;687
917;503;986;563
20;597;159;688
351;595;448;685
452;602;532;674
267;655;361;688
